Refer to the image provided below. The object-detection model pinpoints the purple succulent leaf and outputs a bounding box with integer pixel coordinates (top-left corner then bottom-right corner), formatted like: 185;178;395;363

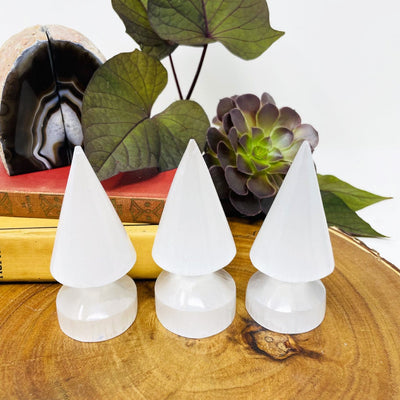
217;141;236;168
257;103;279;132
230;108;248;133
247;173;277;198
261;92;276;106
270;127;294;148
251;127;264;141
293;124;319;150
222;112;233;134
238;134;251;150
276;107;301;130
212;116;222;126
267;161;290;174
266;147;283;162
271;174;284;187
225;166;249;195
281;140;302;160
207;127;228;154
254;160;270;171
217;97;236;121
229;191;262;216
260;196;275;214
236;153;254;174
227;127;239;152
203;151;219;167
209;165;230;199
236;94;260;124
258;136;272;148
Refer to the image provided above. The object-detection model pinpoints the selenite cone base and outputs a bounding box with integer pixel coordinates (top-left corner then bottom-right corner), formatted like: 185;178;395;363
155;270;236;339
56;275;137;342
245;271;326;334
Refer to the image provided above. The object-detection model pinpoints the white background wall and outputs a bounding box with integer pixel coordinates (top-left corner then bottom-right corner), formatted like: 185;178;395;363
0;0;399;266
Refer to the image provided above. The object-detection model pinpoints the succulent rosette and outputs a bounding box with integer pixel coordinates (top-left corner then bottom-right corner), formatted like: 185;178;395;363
204;93;319;217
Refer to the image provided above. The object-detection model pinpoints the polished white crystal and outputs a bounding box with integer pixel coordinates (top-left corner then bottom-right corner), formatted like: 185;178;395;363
246;272;325;334
155;270;236;338
56;275;137;342
246;142;334;334
153;139;237;338
152;139;236;276
250;141;334;282
51;146;138;341
50;146;137;288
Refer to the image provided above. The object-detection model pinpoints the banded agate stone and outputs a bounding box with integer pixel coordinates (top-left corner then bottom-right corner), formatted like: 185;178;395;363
0;25;105;175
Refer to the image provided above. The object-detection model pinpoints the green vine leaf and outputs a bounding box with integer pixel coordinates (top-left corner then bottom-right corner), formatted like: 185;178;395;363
147;0;284;60
112;0;177;59
153;101;211;171
82;50;209;180
318;174;391;211
321;191;385;237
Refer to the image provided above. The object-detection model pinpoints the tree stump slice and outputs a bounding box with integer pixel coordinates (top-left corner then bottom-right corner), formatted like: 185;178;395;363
0;220;399;399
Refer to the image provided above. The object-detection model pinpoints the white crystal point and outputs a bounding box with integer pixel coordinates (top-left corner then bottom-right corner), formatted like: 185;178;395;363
250;141;334;282
56;275;138;342
152;139;236;276
50;146;137;288
155;270;236;338
246;272;326;334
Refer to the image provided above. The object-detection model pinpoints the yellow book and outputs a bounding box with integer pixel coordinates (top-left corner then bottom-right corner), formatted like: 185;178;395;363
0;216;161;282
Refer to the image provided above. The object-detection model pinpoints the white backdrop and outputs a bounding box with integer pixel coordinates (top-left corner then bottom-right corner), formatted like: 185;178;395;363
0;0;399;266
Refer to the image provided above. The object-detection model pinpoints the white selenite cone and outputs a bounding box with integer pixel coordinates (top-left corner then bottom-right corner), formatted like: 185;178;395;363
246;142;334;334
153;139;236;338
50;146;137;341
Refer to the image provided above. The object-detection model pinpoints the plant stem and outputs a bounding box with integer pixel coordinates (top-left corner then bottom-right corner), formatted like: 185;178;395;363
169;54;183;100
186;44;208;100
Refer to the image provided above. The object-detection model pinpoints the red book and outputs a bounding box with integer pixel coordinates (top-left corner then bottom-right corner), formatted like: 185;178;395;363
0;164;175;223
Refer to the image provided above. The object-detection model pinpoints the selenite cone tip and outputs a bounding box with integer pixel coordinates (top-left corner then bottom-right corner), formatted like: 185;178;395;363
152;139;236;276
50;147;136;288
250;142;334;282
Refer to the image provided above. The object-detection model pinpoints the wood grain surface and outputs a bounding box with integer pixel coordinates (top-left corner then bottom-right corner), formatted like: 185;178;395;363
0;220;399;399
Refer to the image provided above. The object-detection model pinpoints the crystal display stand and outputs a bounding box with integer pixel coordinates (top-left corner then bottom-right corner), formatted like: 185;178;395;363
155;270;236;339
56;275;137;342
246;272;326;334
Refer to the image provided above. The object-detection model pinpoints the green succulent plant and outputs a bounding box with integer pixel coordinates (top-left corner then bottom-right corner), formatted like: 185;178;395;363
205;93;319;216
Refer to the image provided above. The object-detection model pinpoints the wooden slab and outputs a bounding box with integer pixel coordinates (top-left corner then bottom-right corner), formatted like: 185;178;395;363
0;220;399;399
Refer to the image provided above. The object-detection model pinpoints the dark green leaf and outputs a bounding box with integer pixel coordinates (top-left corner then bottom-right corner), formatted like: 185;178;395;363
112;0;177;59
148;0;284;60
153;100;209;171
82;50;209;180
321;191;385;237
318;174;391;211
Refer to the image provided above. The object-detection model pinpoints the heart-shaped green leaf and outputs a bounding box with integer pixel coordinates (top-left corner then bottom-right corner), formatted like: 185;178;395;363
147;0;284;60
321;191;385;237
82;50;209;180
112;0;177;59
153;100;211;171
318;174;391;211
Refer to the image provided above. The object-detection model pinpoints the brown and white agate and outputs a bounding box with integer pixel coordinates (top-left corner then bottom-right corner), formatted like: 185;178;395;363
0;25;105;175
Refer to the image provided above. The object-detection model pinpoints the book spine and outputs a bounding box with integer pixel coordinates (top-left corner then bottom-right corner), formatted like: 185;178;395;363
0;191;165;223
0;224;161;282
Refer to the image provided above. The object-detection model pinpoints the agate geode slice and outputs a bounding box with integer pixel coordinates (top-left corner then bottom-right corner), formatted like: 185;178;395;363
0;25;105;175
